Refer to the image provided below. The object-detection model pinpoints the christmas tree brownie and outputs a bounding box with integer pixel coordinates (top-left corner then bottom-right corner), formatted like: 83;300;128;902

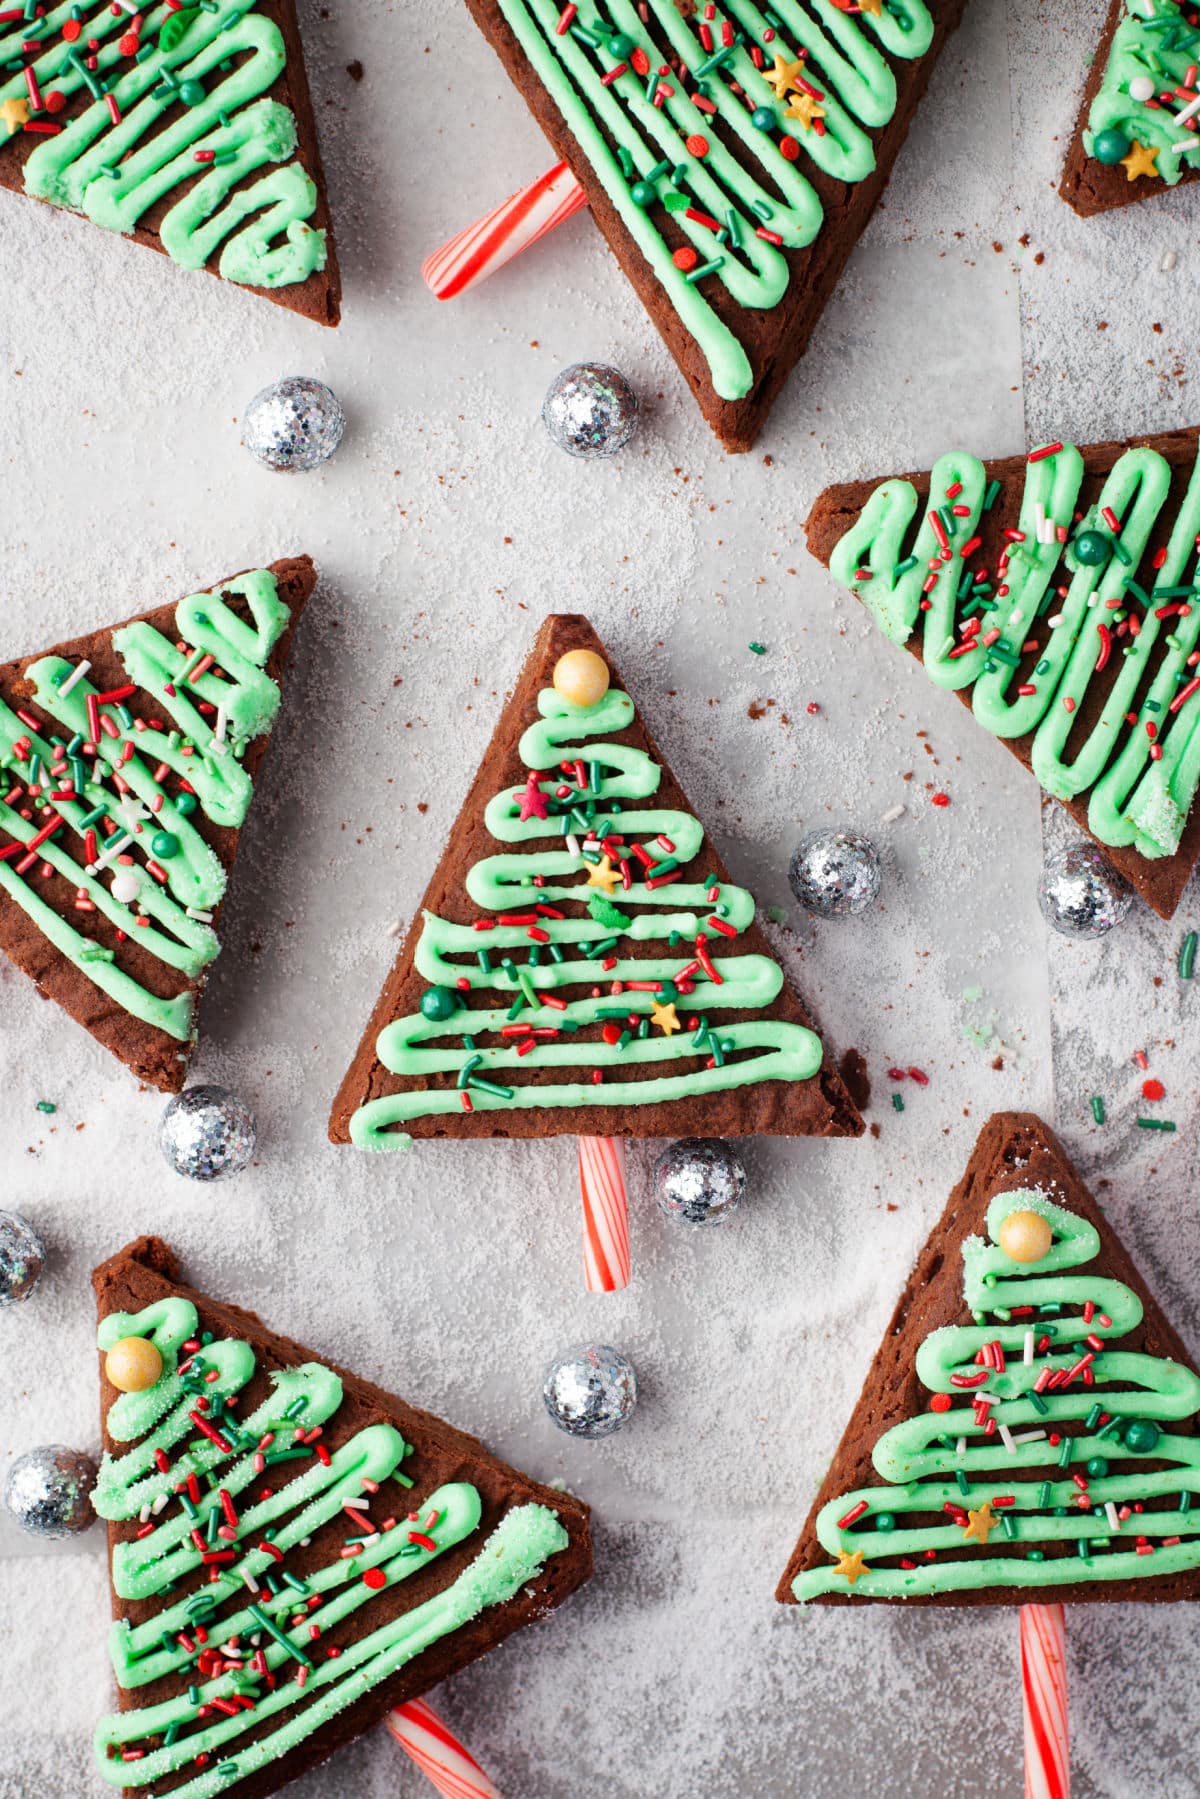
0;1;340;325
0;557;315;1090
329;613;862;1149
462;0;966;452
91;1236;592;1796
1061;0;1200;216
806;426;1200;919
778;1111;1200;1607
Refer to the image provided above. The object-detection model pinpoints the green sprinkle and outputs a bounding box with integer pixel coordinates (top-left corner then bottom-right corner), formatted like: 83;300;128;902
892;1093;904;1112
1085;1404;1103;1432
983;480;1002;512
247;1603;311;1667
748;641;767;655
35;1099;56;1115
1036;1483;1051;1510
468;1076;515;1100
1091;1095;1106;1124
1137;1117;1177;1131
1029;1392;1048;1415
1058;1437;1073;1469
1180;931;1197;980
1001;1512;1017;1540
955;1469;971;1497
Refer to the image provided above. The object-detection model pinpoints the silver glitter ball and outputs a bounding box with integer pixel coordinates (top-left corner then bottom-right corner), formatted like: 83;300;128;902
541;362;639;458
654;1137;747;1227
788;828;882;919
0;1212;45;1307
543;1344;638;1439
242;375;345;472
3;1445;96;1539
159;1085;257;1182
1038;842;1133;939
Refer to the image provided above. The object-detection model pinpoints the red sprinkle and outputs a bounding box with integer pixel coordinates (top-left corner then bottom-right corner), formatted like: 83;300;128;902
1142;1078;1166;1102
362;1567;387;1590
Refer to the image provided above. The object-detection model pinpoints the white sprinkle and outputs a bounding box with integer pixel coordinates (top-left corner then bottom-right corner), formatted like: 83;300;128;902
56;658;91;698
956;1437;966;1457
999;1424;1017;1454
152;1493;169;1514
1047;613;1064;629
1162;249;1179;273
385;919;403;937
185;907;214;923
1013;1430;1047;1446
1007;609;1023;628
566;833;581;859
1087;589;1099;609
880;803;906;824
215;705;228;745
1106;1501;1121;1533
1174;93;1200;127
1024;1329;1035;1365
241;1569;260;1593
87;831;133;874
138;1503;152;1524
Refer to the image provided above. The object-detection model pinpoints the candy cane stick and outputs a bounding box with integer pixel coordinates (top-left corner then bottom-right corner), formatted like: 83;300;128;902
387;1700;502;1799
578;1135;631;1292
1021;1603;1070;1799
422;160;589;300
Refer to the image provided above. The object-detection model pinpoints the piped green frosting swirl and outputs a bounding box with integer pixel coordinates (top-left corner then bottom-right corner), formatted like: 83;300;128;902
792;1188;1200;1600
349;681;824;1150
93;1297;570;1794
493;0;934;401
829;438;1200;860
0;0;326;289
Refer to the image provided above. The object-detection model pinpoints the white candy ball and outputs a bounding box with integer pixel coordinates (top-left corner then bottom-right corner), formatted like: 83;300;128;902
1129;75;1155;102
111;869;140;904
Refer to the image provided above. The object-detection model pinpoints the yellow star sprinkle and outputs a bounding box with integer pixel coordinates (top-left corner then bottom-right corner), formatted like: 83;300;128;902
650;999;680;1036
1121;139;1161;183
859;0;884;15
832;1548;870;1586
785;91;826;131
962;1502;996;1546
585;854;621;897
764;54;805;100
1;97;30;138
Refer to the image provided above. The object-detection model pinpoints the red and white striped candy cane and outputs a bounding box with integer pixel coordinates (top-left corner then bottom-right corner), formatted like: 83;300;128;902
578;1135;630;1292
1021;1603;1070;1799
422;160;589;300
387;1700;502;1799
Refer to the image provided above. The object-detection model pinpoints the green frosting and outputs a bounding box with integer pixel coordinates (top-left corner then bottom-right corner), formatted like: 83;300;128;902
0;1;326;289
0;569;291;1041
792;1187;1200;1600
349;681;823;1150
829;439;1200;860
1085;1;1200;186
493;0;933;401
92;1300;570;1794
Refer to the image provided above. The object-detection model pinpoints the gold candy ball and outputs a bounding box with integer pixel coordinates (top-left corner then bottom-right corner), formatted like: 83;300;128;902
105;1336;164;1393
998;1209;1053;1265
553;649;610;711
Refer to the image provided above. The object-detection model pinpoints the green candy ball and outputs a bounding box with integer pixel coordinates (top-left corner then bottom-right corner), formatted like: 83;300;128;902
656;980;679;1004
1085;1456;1109;1479
750;105;777;133
1073;528;1111;567
874;1513;896;1533
630;180;657;209
607;31;634;57
1122;1419;1161;1454
1092;127;1131;166
178;79;206;107
151;831;179;859
419;986;459;1023
174;792;198;817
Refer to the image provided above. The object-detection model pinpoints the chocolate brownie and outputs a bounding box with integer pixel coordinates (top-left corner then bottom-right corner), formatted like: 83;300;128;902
463;0;967;452
806;427;1200;919
329;612;863;1149
92;1237;592;1798
0;1;340;326
778;1111;1200;1607
0;557;316;1089
1061;0;1200;218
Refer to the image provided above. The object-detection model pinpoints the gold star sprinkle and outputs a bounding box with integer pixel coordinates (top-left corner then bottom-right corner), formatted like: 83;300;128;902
1121;140;1161;183
764;54;805;100
785;91;826;131
1;97;30;138
650;999;680;1036
963;1502;996;1546
859;0;884;15
832;1548;869;1586
585;854;621;896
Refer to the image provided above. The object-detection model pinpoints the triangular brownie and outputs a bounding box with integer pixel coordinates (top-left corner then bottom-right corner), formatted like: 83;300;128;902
329;613;862;1149
91;1237;591;1797
1061;0;1200;217
462;0;966;452
0;556;316;1091
0;1;340;326
778;1112;1200;1608
807;426;1200;920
